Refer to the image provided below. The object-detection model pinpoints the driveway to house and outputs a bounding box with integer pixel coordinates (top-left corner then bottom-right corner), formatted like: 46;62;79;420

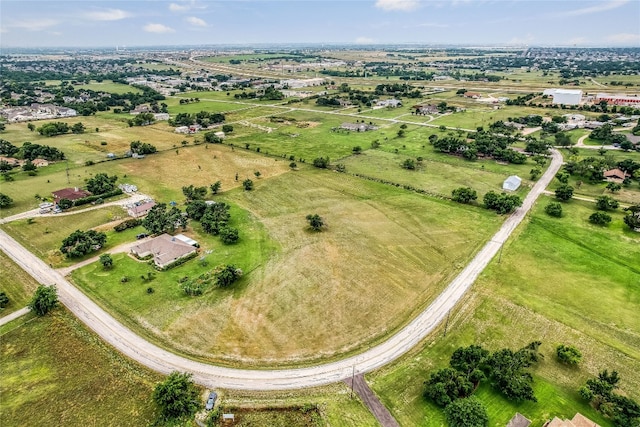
0;193;151;225
0;150;562;390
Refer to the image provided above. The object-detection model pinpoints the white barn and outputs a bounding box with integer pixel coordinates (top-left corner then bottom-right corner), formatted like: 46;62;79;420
544;89;582;105
503;175;522;192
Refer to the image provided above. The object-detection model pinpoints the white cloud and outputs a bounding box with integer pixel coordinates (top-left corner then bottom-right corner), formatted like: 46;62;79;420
560;0;629;16
416;22;449;28
356;36;375;44
0;27;8;34
169;1;207;12
185;16;207;27
169;3;190;12
143;23;176;34
11;19;58;31
84;8;132;21
375;0;420;12
606;32;640;44
568;37;588;45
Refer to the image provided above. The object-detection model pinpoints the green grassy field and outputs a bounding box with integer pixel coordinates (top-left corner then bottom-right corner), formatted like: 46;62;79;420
341;149;532;199
1;206;126;266
0;309;161;427
70;168;503;366
0;251;40;316
370;197;640;427
72;80;141;94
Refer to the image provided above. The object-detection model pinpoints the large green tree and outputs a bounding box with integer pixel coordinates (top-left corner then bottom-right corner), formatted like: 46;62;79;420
200;202;231;235
142;204;185;235
86;173;117;195
451;187;478;204
28;285;58;316
424;367;474;407
485;341;542;403
153;372;200;420
444;397;489;427
60;230;107;258
555;184;574;201
0;193;13;208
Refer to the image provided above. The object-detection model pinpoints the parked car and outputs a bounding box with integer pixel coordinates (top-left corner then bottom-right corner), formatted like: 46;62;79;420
136;233;148;240
205;391;217;411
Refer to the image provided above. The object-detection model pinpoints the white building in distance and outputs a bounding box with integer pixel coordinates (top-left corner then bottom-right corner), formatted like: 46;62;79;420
543;89;582;105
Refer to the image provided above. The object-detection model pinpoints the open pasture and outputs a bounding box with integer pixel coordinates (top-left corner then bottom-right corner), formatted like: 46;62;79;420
71;169;503;366
370;198;640;426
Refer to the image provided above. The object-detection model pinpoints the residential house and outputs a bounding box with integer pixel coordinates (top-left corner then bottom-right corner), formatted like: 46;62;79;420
464;92;481;99
339;122;378;132
31;158;49;167
131;104;152;114
128;201;156;218
376;99;402;108
52;187;91;203
603;168;629;182
414;104;439;115
130;234;198;269
544;413;601;427
506;413;531;427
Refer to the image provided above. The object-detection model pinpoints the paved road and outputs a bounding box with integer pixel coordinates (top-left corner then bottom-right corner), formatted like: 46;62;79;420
0;193;151;225
0;307;30;327
344;374;400;427
0;150;562;390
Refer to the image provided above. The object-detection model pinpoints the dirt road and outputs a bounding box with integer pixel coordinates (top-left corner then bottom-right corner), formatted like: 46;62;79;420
0;150;562;390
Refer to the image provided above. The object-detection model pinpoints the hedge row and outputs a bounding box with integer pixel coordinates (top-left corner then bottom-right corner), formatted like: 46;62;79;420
73;188;123;207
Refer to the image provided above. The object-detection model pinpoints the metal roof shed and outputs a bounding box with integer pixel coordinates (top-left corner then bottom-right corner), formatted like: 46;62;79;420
502;175;522;192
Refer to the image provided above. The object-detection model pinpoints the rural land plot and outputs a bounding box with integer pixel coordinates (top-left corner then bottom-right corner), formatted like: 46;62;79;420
227;110;387;161
0;251;40;316
72;169;504;366
341;149;532;199
0;310;161;427
369;199;640;427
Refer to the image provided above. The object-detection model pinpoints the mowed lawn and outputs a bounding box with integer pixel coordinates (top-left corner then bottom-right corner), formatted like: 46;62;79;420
1;206;126;266
0;309;161;427
370;198;640;427
0;251;40;316
72;169;503;366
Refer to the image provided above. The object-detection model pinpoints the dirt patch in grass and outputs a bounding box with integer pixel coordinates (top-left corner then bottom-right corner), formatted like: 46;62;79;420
214;406;322;427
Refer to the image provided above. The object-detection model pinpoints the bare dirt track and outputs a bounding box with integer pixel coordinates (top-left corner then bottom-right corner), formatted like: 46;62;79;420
0;150;562;390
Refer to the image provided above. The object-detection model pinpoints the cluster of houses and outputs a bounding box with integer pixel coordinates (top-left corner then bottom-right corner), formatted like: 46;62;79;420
560;113;639;131
0;103;77;123
0;156;49;168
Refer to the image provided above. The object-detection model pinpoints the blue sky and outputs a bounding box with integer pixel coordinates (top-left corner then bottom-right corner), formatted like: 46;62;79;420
1;0;639;48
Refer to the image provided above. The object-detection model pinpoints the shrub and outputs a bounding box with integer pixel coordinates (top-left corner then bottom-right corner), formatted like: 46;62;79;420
545;202;563;217
556;344;582;366
589;211;612;225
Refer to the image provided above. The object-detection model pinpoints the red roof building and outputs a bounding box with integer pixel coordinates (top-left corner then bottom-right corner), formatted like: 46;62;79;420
52;187;91;201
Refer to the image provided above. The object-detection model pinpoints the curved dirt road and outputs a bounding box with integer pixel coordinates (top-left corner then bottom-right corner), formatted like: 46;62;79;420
0;150;563;390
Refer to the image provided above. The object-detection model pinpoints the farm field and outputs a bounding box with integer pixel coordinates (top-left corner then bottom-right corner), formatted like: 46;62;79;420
71;168;504;366
0;309;161;427
370;198;640;427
